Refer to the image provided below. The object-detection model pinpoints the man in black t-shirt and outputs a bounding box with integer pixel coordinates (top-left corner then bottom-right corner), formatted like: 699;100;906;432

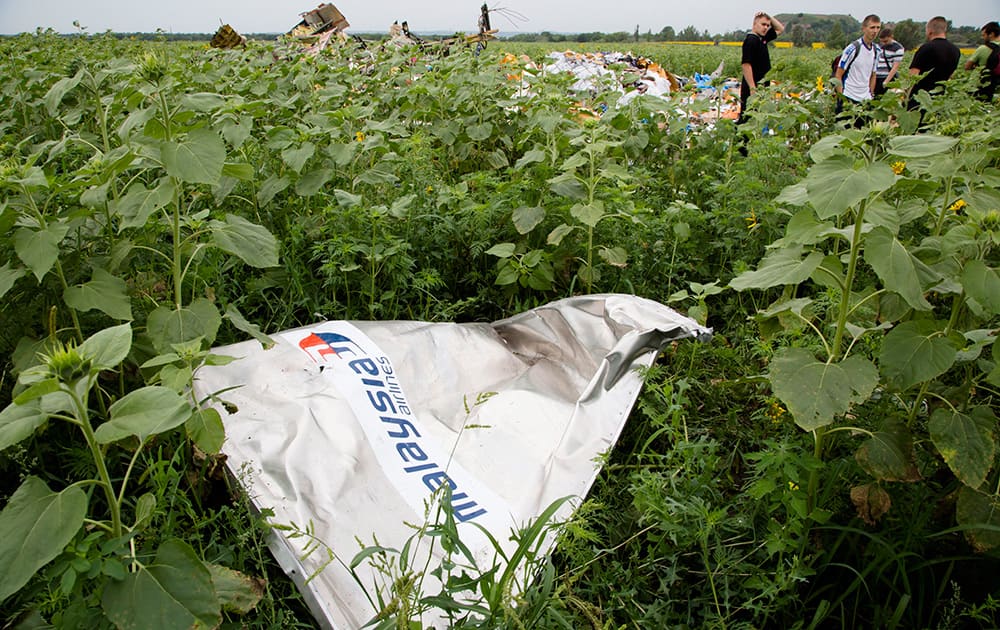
908;15;961;110
739;11;785;124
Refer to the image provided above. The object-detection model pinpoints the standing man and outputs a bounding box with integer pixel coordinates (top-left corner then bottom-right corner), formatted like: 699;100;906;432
875;26;905;96
834;15;882;106
963;21;1000;101
739;11;785;125
908;16;961;109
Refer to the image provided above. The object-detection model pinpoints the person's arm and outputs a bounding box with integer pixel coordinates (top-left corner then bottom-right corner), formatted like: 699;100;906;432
909;46;924;76
887;60;901;82
834;66;845;94
742;62;755;92
770;16;784;36
964;46;987;71
834;44;851;94
869;70;877;96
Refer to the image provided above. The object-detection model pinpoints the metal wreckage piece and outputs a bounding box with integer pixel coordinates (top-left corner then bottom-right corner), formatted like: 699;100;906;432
192;294;710;628
209;23;246;49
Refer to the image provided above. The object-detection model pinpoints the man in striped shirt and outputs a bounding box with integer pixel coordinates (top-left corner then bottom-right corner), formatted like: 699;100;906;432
875;26;905;96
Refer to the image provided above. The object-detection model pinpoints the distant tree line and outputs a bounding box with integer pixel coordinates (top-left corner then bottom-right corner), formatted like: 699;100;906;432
504;24;746;44
781;14;983;49
502;15;985;47
5;16;987;47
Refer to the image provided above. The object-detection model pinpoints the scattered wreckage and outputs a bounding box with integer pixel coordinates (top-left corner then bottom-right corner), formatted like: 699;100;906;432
211;3;498;55
287;2;500;56
505;51;744;126
210;3;794;127
209;23;246;49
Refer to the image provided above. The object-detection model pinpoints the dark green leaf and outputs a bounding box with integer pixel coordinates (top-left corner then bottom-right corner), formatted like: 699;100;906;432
962;260;1000;315
256;175;289;207
769;348;877;431
146;298;221;354
44;73;82;116
180;92;226;112
295;168;333;196
79;323;133;371
210;214;279;268
495;262;519;285
0;402;48;450
208;564;264;615
888;135;958;157
63;268;132;321
929;406;996;488
864;226;933;310
0;477;87;601
224;304;274;349
102;539;220;630
880;320;957;390
12;379;60;406
774;209;832;247
485;243;515;258
0;262;26;299
546;223;575;246
485;149;509;170
114;177;176;231
134;493;156;532
161;127;226;185
512;206;545;234
806;157;895;219
466;123;493;141
281;142;315;174
570;201;604;228
355;165;398;186
80;182;109;208
186;408;225;454
547;174;585;200
221;163;255;181
334;189;362;208
14;224;70;282
855;421;921;482
326;142;356;166
956;487;1000;552
95;386;191;444
730;248;824;291
220;116;252;149
756;297;813;319
514;149;545;170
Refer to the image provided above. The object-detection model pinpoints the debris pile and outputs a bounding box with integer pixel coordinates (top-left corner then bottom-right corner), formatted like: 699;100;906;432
209;23;246;49
507;50;745;126
288;3;350;38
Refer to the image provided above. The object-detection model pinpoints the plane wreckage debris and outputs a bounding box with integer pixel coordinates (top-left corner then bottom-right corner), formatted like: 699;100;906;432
209;23;246;49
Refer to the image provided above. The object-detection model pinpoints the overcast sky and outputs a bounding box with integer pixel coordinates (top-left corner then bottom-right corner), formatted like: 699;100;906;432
0;1;994;36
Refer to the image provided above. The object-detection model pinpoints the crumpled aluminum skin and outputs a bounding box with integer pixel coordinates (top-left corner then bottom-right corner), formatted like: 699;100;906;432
193;294;710;628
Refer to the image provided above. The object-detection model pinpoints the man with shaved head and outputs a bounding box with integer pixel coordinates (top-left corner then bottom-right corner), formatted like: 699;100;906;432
908;16;961;109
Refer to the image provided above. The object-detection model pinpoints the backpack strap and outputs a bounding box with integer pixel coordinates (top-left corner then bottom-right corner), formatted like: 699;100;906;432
841;39;862;76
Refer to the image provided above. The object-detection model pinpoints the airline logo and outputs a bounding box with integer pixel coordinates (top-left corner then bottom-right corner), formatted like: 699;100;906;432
289;324;493;524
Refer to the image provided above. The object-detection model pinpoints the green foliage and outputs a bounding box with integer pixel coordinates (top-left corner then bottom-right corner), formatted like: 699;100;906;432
0;30;997;630
729;80;1000;627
